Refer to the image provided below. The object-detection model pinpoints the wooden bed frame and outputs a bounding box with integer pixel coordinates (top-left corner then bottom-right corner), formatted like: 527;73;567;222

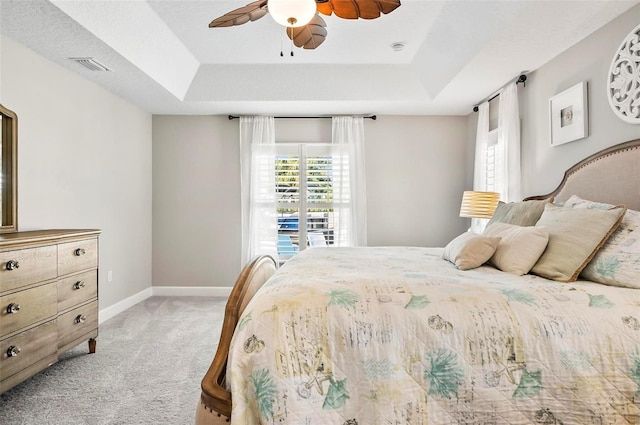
196;138;640;424
197;255;277;424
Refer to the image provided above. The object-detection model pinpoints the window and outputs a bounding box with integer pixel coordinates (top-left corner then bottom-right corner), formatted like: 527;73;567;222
276;144;334;259
240;116;366;265
471;83;521;234
485;129;498;192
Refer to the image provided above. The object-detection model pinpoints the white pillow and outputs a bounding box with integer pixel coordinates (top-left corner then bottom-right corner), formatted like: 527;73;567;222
580;209;640;288
563;195;640;289
483;222;549;275
443;232;501;271
564;194;618;210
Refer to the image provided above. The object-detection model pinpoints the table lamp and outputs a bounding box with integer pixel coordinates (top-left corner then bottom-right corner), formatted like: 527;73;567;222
459;191;500;232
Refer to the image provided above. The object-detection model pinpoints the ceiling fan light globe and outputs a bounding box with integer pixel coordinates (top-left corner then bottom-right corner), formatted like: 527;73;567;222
268;0;316;28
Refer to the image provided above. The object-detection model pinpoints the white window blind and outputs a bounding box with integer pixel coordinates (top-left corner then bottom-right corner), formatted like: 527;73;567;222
276;144;334;260
485;129;498;192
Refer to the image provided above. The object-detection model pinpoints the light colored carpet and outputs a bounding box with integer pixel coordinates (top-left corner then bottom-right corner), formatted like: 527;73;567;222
0;296;227;425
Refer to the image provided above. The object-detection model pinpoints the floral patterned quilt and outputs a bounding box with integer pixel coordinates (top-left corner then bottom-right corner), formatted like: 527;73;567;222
227;247;640;424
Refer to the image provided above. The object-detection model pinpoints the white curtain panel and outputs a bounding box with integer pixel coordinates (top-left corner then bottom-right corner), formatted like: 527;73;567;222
240;116;278;265
496;82;522;202
472;102;490;232
473;102;490;192
331;116;367;247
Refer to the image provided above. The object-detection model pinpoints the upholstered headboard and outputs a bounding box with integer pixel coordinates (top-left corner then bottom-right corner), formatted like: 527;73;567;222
526;139;640;211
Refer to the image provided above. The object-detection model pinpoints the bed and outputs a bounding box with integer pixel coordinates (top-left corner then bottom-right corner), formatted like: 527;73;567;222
197;139;640;424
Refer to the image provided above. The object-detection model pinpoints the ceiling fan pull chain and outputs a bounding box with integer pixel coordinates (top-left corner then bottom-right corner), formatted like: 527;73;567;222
287;27;293;56
289;27;294;57
280;31;284;57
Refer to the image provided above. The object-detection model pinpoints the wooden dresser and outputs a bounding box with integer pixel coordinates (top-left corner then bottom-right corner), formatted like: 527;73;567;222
0;229;100;393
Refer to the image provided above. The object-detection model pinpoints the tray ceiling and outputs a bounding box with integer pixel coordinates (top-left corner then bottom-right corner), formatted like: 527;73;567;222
0;0;637;115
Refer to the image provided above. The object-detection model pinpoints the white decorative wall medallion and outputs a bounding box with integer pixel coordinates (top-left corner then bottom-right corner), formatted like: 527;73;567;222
608;23;640;124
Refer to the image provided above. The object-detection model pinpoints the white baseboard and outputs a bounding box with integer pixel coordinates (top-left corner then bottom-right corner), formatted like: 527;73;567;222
98;286;232;324
151;286;233;297
99;287;153;324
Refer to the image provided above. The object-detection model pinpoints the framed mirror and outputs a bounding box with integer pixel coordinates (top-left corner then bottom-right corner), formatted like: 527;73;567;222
0;104;17;233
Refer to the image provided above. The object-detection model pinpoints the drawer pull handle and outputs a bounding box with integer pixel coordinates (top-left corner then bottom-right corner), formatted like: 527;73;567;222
74;248;86;256
6;303;21;314
75;314;87;324
7;345;21;357
5;260;19;271
73;281;86;290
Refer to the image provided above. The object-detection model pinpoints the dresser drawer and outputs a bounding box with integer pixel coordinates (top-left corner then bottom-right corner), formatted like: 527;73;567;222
57;270;98;313
58;239;98;276
0;245;57;294
58;300;98;351
0;319;57;381
0;284;57;338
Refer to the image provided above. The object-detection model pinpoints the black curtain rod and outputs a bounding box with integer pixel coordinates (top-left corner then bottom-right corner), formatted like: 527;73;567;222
228;115;377;120
472;74;527;112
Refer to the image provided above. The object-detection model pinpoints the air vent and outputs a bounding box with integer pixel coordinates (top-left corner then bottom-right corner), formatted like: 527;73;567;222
69;57;112;72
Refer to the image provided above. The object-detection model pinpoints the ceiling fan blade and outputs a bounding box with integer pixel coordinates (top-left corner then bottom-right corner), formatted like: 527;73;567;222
317;0;400;20
209;0;268;27
286;15;327;49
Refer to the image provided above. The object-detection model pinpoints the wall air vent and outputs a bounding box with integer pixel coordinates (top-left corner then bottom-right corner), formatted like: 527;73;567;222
69;57;112;72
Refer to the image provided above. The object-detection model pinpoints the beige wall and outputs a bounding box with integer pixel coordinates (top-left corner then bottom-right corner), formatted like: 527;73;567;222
365;116;469;247
152;116;241;288
0;36;153;310
152;115;469;287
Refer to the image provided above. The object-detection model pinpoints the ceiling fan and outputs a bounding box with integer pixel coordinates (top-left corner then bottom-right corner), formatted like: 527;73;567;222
209;0;402;50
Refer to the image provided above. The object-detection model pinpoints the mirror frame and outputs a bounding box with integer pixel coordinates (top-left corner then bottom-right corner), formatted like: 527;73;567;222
0;103;18;233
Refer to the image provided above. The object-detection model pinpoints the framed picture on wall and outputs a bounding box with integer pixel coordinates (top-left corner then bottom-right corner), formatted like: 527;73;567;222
549;81;588;146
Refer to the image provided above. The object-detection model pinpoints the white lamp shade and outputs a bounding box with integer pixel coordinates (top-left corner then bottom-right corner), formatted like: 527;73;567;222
459;191;500;219
268;0;316;27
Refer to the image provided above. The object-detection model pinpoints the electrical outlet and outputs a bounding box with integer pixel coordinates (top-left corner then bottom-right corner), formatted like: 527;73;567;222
107;270;113;282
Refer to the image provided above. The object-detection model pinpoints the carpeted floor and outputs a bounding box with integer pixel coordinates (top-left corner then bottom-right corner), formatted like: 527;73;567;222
0;297;227;425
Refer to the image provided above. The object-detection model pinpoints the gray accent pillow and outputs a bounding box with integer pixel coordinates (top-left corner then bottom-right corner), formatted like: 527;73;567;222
531;204;626;282
487;198;553;227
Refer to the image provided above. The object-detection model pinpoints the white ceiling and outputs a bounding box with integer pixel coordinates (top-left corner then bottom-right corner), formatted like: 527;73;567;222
1;0;638;116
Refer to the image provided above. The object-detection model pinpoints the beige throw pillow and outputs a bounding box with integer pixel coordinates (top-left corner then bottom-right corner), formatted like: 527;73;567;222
530;204;626;282
483;222;549;275
487;198;553;228
443;232;501;270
